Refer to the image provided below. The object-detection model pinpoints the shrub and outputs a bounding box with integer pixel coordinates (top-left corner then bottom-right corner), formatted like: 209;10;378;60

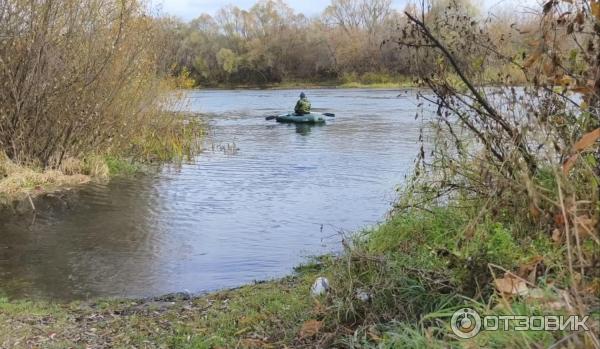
0;0;192;169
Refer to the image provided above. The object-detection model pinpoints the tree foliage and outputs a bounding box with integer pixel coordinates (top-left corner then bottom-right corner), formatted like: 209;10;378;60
164;0;408;85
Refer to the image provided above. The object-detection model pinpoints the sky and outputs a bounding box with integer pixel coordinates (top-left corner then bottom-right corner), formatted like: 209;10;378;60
156;0;540;22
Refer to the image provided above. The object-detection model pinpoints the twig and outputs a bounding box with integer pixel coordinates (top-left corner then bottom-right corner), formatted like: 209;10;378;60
26;193;35;212
404;11;537;174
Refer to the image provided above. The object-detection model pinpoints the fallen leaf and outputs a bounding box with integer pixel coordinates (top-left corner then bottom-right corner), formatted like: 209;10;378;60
573;128;600;152
299;320;323;339
518;256;544;283
552;228;562;243
563;128;600;174
570;85;594;95
495;275;529;296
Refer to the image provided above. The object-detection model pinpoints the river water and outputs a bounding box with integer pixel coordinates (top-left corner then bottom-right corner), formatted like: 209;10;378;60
0;88;426;301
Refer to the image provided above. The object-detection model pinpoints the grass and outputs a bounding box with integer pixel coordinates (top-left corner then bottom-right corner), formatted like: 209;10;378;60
104;156;142;176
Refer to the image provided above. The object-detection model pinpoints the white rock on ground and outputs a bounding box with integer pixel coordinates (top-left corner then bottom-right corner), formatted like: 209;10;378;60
310;277;330;296
355;289;372;302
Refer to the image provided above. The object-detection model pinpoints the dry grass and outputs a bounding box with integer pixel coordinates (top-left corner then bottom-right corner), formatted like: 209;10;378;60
0;153;91;201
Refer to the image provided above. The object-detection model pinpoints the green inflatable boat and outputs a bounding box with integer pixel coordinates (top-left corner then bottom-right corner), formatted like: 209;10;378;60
275;112;327;123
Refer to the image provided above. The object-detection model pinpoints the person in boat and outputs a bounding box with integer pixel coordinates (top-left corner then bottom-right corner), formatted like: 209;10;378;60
294;92;311;115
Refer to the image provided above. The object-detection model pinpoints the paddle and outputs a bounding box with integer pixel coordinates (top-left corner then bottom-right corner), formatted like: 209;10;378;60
265;112;335;120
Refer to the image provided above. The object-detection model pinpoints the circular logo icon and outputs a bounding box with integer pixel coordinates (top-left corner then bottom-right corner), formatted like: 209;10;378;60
451;308;482;339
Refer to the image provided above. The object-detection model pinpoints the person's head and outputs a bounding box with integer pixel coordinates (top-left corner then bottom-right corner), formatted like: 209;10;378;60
300;92;306;99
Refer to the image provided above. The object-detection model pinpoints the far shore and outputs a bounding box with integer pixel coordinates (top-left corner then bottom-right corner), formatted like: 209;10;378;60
190;80;418;90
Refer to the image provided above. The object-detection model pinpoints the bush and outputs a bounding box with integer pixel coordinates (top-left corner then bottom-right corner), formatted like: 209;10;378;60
0;0;190;169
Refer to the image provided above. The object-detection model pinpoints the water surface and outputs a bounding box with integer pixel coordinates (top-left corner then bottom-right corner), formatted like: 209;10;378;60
0;88;425;301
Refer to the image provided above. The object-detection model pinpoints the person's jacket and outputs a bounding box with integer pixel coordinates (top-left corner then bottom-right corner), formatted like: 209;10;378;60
294;98;311;114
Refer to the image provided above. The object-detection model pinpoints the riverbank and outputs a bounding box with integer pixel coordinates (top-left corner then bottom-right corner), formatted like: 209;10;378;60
192;75;417;90
0;156;142;214
193;82;416;90
0;156;91;213
0;113;204;214
1;199;597;348
0;271;320;348
0;156;147;215
186;74;525;91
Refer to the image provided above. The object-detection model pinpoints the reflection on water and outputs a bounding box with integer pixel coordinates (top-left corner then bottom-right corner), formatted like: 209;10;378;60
294;123;323;135
0;88;426;301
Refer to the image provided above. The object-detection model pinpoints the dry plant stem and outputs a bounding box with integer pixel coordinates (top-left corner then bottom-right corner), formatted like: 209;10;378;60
556;178;575;283
404;11;537;174
26;193;35;211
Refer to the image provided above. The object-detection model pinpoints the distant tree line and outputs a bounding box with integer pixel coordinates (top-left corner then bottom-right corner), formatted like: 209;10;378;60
159;0;535;86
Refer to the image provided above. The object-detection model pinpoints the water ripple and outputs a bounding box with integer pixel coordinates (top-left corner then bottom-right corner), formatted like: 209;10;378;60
0;88;428;301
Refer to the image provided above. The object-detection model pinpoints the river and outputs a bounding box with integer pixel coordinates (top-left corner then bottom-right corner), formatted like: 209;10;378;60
0;88;426;301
